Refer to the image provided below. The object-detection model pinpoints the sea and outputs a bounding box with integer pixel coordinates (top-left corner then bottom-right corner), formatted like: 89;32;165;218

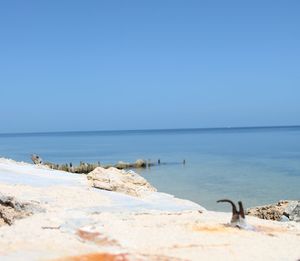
0;126;299;211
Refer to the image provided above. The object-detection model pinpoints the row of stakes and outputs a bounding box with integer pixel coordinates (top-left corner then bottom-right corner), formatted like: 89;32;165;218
31;154;186;174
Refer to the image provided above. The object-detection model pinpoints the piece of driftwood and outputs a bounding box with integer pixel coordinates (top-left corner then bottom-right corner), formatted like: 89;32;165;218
217;199;251;229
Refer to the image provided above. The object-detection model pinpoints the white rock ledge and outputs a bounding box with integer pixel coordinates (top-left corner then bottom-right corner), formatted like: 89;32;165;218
0;158;299;261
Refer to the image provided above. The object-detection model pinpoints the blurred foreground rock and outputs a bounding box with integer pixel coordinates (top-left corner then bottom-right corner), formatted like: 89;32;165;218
87;167;157;197
0;193;42;226
247;200;300;222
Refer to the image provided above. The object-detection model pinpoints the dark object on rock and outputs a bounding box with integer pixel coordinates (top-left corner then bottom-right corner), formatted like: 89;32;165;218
217;199;249;229
31;154;43;165
280;215;290;222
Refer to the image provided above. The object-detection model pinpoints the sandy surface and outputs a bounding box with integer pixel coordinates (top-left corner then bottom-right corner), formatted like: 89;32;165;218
0;158;299;261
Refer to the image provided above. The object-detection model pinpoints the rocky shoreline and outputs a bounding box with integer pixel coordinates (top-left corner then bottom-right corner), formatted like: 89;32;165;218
0;157;300;261
31;154;184;174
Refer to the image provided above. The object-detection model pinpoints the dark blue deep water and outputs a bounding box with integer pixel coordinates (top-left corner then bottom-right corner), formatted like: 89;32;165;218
0;126;300;210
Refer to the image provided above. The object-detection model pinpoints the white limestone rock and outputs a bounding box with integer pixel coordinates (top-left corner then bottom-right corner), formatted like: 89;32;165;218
290;202;300;222
87;167;157;197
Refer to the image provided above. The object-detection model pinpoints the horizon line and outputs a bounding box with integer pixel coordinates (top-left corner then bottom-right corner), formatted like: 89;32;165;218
0;124;300;136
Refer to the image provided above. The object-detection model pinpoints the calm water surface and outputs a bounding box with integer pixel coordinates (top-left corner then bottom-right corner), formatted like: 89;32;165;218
0;127;299;211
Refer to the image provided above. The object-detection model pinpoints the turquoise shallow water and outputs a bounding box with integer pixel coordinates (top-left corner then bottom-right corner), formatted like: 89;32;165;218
0;126;299;211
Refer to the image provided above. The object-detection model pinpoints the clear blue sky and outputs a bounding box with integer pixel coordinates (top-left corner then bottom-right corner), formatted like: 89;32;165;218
0;1;299;133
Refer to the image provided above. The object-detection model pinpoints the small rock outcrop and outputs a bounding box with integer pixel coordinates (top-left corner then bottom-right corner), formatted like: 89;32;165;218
134;159;147;168
87;167;157;197
114;159;147;169
247;200;300;222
